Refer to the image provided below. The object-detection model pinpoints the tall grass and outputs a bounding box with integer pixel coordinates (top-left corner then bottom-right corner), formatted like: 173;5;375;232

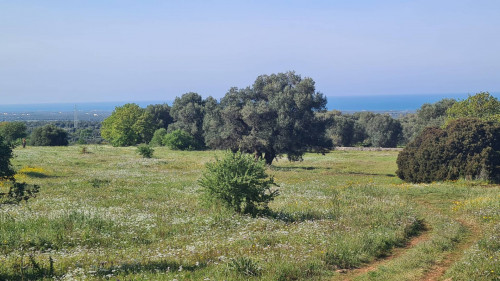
0;146;498;280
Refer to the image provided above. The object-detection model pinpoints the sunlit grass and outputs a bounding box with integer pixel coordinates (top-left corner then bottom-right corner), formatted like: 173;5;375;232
0;147;498;280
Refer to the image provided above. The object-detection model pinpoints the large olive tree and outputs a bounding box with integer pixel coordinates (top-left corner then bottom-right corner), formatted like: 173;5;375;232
204;71;331;164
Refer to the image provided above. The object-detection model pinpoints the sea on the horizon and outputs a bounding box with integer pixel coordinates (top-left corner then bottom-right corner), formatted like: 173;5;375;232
0;93;498;113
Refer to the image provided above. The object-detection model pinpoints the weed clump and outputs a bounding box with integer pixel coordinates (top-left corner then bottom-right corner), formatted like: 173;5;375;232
228;257;261;277
198;151;278;216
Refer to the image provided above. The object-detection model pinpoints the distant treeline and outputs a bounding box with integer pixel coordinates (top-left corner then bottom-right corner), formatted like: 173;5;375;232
0;120;102;146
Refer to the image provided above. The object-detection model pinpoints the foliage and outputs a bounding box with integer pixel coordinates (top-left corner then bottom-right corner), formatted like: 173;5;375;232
397;118;500;183
136;144;154;158
323;111;402;147
168;92;206;149
198;151;278;215
30;124;68;146
163;129;199;150
0;122;27;145
101;103;151;146
132;110;156;144
149;128;168;146
203;71;331;164
399;98;456;144
0;136;15;181
446;92;500;123
145;103;173;131
101;103;177;146
1;136;40;205
361;112;402;147
319;110;356;147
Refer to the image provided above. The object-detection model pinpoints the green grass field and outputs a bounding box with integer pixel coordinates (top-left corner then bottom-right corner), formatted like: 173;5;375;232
1;146;499;280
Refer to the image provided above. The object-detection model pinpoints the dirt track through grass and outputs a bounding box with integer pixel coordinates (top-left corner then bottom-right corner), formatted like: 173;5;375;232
422;219;481;281
339;228;431;281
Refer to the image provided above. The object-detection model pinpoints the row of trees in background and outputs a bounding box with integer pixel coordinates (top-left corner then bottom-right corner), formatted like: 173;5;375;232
321;111;403;147
0;120;102;147
101;72;331;164
98;70;499;163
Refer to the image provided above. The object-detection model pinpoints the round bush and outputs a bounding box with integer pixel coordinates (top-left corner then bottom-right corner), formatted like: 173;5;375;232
198;151;279;215
163;129;200;150
30;124;68;146
150;128;168;146
137;144;154;158
397;118;500;183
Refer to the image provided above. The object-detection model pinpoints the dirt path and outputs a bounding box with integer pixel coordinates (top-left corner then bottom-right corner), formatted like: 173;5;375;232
420;219;481;281
334;198;482;281
337;228;431;281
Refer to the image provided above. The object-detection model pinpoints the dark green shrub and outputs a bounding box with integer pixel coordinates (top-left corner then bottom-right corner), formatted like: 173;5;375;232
137;144;154;158
0;136;15;181
397;118;500;183
1;136;40;205
30;124;68;146
163;129;200;150
198;151;279;215
150;128;167;146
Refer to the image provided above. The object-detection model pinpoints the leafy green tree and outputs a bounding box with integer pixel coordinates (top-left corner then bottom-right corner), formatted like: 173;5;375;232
30;124;68;146
146;103;173;130
203;89;251;151
163;129;199;150
0;136;15;181
364;114;402;147
349;112;401;147
0;122;27;145
198;151;278;215
400;98;456;144
133;110;156;144
319;111;355;147
446;92;500;123
204;71;331;164
150;128;168;146
101;103;145;146
168;92;206;149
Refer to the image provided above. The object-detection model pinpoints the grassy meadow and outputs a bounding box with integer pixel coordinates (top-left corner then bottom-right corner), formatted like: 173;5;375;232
0;146;499;280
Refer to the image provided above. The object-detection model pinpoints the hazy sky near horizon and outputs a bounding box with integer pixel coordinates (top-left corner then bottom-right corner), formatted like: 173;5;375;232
1;0;500;104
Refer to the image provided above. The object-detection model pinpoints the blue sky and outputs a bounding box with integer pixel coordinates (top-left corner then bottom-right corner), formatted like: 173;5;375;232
1;0;499;104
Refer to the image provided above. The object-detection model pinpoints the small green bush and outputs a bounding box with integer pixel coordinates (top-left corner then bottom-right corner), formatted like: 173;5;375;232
137;144;154;158
198;151;279;215
150;128;168;146
163;129;199;150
